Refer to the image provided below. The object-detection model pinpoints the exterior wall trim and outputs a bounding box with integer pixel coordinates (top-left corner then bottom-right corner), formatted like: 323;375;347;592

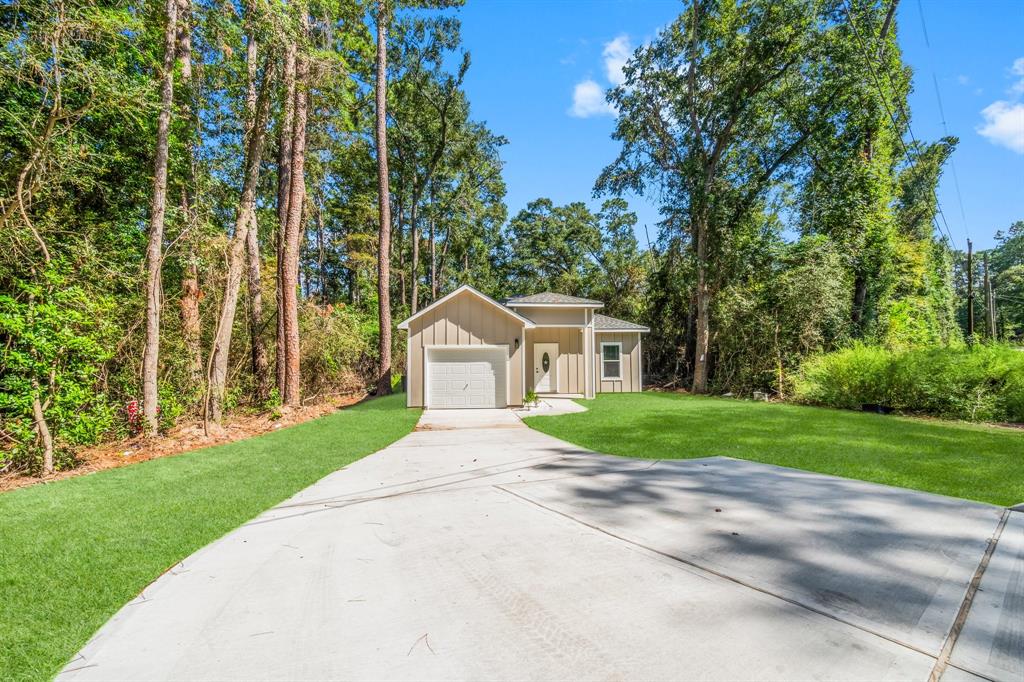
639;335;644;391
405;339;412;407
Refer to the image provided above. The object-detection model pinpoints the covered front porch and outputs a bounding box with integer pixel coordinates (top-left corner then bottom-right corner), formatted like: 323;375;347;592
524;326;591;398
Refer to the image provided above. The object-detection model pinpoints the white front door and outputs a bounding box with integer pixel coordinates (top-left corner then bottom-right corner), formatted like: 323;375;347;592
533;343;558;393
427;347;507;408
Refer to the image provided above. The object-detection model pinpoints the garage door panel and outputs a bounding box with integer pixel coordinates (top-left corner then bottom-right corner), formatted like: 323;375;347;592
427;348;507;409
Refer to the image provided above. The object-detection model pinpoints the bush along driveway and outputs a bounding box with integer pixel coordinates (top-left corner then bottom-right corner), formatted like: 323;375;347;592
523;392;1024;507
0;393;420;682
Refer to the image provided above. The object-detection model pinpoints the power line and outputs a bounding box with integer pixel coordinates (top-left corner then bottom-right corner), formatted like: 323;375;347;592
922;0;971;242
840;0;959;250
915;0;930;48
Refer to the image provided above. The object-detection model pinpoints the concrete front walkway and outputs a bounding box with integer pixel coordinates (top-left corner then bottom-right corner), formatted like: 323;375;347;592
60;409;1021;681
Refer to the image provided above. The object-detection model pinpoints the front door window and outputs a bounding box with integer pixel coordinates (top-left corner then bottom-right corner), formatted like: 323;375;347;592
534;343;558;393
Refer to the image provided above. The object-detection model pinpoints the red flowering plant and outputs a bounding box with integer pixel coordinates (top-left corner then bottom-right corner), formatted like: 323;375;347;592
125;400;159;436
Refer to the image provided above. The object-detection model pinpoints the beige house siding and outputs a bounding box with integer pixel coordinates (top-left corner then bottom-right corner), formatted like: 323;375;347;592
595;332;642;393
525;328;586;394
406;290;525;407
508;306;588;326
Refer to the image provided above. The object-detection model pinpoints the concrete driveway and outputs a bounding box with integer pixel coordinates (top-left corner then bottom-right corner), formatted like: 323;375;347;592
60;408;1021;681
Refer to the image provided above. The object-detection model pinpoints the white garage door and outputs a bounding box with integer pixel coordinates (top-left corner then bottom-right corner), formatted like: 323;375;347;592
427;347;507;408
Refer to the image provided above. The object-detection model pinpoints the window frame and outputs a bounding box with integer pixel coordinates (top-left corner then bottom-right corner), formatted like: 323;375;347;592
600;342;623;381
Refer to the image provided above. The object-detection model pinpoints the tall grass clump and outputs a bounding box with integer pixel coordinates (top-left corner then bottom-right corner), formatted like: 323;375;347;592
793;343;1024;422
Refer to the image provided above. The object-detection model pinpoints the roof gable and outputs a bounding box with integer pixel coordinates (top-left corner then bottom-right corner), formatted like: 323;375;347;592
396;284;535;330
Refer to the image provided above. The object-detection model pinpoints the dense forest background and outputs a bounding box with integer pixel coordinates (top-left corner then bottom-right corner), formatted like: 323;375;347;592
1;0;1021;476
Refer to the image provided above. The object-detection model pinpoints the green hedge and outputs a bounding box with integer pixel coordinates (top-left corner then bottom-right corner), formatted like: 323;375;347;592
793;343;1024;422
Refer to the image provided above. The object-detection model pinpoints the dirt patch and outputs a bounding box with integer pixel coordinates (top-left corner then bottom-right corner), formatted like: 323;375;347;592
0;393;367;493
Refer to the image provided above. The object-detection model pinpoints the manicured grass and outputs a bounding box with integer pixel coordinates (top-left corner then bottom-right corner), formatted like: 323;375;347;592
0;394;420;682
524;392;1024;507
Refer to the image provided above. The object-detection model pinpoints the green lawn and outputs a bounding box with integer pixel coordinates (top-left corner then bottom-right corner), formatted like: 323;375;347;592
0;393;420;682
524;392;1024;507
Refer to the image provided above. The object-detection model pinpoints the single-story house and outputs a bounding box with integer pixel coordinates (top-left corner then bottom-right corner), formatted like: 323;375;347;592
398;284;649;408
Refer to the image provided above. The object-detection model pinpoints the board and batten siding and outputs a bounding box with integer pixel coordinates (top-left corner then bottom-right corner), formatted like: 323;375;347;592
406;289;525;407
509;306;587;326
595;332;642;393
526;327;586;394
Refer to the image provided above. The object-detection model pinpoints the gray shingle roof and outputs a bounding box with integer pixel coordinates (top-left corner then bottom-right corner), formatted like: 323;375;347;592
593;313;649;332
505;292;603;306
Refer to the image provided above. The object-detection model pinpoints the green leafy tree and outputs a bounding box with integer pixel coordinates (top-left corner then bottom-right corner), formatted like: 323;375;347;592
995;265;1024;340
500;197;648;317
985;221;1024;340
598;0;850;392
0;0;151;472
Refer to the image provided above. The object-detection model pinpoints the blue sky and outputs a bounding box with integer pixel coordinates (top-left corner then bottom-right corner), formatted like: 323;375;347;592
451;0;1023;250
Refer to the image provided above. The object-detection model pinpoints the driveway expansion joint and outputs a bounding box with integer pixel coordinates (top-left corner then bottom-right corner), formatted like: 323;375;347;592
928;508;1012;682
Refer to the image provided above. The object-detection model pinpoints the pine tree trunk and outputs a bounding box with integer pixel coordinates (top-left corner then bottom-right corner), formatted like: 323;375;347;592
282;35;309;406
410;198;419;314
141;0;178;434
429;185;437;300
276;44;296;399
374;0;393;396
207;38;272;424
245;214;269;402
436;224;451;289
180;261;202;386
175;0;202;390
316;201;327;303
242;29;269;403
396;199;406;307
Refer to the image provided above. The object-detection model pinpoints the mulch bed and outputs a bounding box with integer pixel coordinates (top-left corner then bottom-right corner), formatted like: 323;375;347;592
0;393;366;493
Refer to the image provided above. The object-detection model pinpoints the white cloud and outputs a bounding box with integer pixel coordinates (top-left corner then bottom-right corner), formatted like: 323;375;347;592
567;34;635;119
977;57;1024;153
957;74;970;86
569;79;615;118
602;35;632;87
977;101;1024;153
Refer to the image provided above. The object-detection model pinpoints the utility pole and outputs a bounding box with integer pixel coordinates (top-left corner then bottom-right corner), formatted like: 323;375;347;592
966;239;974;340
983;253;996;339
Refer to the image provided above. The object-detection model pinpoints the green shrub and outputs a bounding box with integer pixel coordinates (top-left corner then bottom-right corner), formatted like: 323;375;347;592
0;266;119;472
793;343;1024;422
299;302;376;398
157;382;187;433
